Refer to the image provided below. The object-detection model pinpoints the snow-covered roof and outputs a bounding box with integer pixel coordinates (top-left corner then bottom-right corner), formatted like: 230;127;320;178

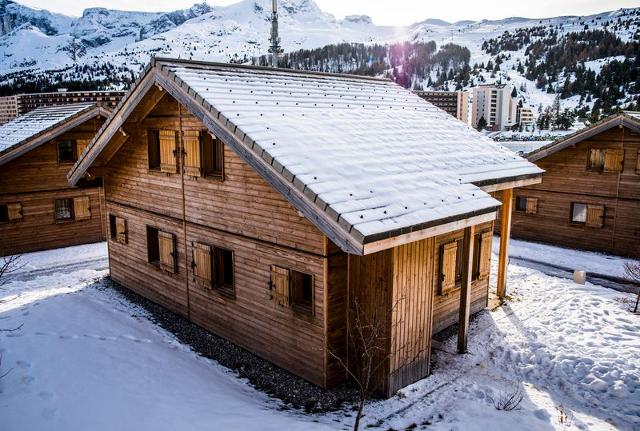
71;58;543;254
497;140;554;156
528;112;640;162
0;103;109;165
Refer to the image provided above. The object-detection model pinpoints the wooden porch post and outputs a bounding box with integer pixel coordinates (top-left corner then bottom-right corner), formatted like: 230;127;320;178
458;225;475;354
496;188;513;298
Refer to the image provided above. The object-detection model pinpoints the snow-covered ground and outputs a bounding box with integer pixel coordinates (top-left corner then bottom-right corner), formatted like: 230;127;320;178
1;242;638;430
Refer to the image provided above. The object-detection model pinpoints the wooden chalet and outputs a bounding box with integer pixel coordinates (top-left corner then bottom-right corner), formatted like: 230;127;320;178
68;58;542;396
0;104;110;256
504;112;640;258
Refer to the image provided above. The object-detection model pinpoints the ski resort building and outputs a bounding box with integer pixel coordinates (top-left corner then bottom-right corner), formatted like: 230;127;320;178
0;104;110;256
507;112;640;258
68;58;543;396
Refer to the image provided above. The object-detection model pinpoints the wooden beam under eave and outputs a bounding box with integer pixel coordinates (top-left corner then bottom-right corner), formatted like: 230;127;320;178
479;176;542;193
496;188;513;298
362;211;496;255
458;225;475;354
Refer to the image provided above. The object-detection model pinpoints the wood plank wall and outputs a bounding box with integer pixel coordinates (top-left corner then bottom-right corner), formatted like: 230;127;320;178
103;94;329;386
0;119;106;256
431;221;493;335
509;126;640;257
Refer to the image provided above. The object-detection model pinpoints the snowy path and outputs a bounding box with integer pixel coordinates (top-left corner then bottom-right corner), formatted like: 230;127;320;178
1;243;639;430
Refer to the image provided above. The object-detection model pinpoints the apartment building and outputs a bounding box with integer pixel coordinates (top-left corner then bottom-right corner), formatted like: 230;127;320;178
0;96;18;125
17;89;126;115
415;90;469;123
471;85;518;131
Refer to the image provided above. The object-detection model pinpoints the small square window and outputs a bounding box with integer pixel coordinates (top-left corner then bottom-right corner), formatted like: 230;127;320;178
202;133;224;178
290;270;313;315
515;196;527;212
58;141;77;163
571;203;587;223
54;198;74;221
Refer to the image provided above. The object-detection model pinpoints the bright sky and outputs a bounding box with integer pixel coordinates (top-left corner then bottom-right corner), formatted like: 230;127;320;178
15;0;640;25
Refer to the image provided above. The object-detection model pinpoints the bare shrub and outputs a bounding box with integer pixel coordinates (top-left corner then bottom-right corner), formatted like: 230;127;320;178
0;255;23;288
489;388;524;411
623;261;640;313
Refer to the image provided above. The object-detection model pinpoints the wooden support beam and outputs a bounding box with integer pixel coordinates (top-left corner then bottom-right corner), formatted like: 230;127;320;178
496;188;513;298
458;225;475;354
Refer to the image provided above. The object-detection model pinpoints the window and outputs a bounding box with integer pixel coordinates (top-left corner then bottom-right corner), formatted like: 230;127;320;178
54;198;74;221
290;270;313;314
571;203;587;223
147;227;176;273
439;232;492;294
148;130;161;170
589;148;624;173
515;196;538;214
0;203;22;223
57;140;77;163
0;205;8;223
109;214;127;244
73;196;91;220
269;266;314;316
636;151;640;174
192;243;234;295
202;132;224;178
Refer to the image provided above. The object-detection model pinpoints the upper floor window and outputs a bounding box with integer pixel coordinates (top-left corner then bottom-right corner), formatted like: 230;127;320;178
58;140;77;163
588;148;624;173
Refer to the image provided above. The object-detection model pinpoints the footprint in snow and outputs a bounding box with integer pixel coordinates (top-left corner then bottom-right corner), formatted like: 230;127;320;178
16;360;31;369
21;375;35;385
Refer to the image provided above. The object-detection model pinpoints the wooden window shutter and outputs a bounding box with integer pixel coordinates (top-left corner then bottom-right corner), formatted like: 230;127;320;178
193;243;212;284
73;197;91;220
603;149;624;173
589;149;604;170
526;197;538;214
159;130;178;174
158;231;176;273
636;151;640;174
76;139;90;158
115;217;127;244
440;242;458;293
270;265;290;306
586;205;605;228
479;232;492;279
183;130;202;177
7;203;22;221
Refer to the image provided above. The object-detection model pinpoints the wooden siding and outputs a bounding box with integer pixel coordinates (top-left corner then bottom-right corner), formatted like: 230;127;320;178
0;187;104;256
431;221;493;335
510;126;640;257
0;119;106;256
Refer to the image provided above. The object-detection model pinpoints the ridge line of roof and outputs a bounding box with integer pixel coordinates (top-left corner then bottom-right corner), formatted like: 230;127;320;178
151;56;392;84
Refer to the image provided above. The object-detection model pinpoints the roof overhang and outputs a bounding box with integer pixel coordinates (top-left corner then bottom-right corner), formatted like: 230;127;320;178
476;172;543;193
528;113;640;162
0;105;110;167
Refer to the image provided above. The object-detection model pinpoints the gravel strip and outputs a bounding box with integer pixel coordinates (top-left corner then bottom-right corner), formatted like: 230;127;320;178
104;276;358;413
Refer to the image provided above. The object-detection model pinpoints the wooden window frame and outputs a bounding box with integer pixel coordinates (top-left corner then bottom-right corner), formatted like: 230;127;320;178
290;269;314;316
587;148;604;172
0;204;8;224
147;129;161;171
269;265;314;317
57;140;77;164
570;202;588;224
201;132;225;180
109;214;128;244
147;226;176;273
54;198;74;222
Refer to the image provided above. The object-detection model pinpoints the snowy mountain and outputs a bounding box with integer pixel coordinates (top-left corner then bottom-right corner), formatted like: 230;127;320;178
0;0;638;114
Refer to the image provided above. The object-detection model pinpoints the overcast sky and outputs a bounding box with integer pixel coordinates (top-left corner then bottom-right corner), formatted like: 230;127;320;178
15;0;640;25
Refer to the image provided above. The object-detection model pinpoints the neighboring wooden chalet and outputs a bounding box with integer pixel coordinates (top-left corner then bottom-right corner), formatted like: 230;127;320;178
0;104;110;256
68;58;542;396
504;112;640;258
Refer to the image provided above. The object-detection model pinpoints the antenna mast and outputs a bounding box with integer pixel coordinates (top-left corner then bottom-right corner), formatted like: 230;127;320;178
268;0;283;67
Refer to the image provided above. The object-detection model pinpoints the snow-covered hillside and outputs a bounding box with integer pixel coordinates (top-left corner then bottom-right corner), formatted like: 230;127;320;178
0;0;638;113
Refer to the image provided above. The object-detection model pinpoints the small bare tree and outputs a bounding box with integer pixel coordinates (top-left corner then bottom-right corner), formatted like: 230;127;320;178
489;388;524;411
623;261;640;313
329;299;404;431
0;255;23;288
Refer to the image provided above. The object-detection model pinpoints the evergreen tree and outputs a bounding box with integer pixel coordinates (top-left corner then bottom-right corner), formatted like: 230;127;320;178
476;116;488;131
